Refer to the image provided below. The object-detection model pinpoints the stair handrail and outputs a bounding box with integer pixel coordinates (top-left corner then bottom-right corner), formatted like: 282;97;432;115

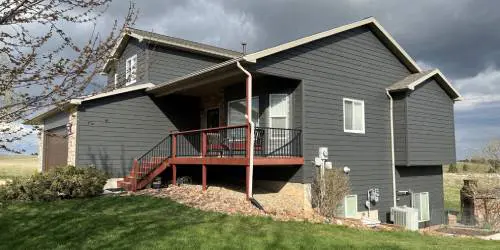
134;135;172;180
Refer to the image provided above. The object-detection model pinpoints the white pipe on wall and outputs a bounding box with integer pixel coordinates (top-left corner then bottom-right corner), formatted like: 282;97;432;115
236;61;254;198
385;89;397;207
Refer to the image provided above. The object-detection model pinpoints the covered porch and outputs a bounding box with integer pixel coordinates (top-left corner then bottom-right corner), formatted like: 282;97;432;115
137;62;305;197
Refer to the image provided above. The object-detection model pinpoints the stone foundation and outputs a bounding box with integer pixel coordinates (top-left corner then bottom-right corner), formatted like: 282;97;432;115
104;178;124;189
253;180;313;215
38;126;44;172
67;108;78;166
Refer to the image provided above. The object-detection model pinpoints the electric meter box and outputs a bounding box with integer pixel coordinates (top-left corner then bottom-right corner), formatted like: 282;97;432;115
319;147;328;160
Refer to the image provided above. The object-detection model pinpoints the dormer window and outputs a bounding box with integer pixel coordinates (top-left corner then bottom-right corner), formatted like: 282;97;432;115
125;54;137;85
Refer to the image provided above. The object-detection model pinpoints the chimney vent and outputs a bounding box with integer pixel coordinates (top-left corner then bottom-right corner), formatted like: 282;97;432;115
241;42;247;54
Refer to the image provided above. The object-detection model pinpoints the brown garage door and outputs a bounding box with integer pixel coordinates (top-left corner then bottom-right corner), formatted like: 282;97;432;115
43;126;68;171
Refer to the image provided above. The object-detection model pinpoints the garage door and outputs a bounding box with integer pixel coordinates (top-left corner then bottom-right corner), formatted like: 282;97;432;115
43;126;68;171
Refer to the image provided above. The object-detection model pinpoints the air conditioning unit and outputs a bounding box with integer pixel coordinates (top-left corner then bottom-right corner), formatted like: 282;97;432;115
390;206;419;231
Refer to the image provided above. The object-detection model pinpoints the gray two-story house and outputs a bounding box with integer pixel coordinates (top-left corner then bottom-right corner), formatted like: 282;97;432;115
27;17;461;226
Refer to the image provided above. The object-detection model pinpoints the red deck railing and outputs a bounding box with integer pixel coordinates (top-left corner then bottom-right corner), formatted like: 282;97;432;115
171;124;302;159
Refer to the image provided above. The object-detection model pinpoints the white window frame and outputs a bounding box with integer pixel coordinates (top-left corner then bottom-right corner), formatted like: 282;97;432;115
114;73;118;89
125;54;137;86
269;94;290;139
412;192;430;222
343;98;365;134
227;97;259;126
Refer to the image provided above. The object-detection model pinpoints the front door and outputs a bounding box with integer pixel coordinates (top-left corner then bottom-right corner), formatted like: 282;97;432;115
206;108;220;128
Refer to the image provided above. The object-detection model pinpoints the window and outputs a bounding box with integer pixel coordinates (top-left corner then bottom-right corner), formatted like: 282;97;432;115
125;54;137;85
269;94;290;139
412;192;430;222
343;98;365;134
114;73;118;89
227;97;259;126
336;195;358;218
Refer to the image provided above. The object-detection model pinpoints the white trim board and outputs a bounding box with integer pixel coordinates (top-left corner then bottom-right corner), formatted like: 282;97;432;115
243;17;421;73
387;69;462;101
25;83;155;125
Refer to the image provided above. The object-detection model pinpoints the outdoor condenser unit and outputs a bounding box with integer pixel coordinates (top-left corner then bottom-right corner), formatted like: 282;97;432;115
390;206;419;231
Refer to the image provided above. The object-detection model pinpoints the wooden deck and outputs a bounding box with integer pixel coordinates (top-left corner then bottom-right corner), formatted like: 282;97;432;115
168;156;304;166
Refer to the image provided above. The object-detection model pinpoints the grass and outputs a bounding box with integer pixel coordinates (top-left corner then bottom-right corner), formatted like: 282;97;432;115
0;155;38;180
443;172;500;211
443;162;492;174
0;196;497;250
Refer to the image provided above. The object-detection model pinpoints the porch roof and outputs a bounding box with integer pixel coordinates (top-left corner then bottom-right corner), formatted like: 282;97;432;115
146;58;249;97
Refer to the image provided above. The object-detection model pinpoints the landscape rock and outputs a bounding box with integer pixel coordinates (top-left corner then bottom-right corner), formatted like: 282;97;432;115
133;184;399;231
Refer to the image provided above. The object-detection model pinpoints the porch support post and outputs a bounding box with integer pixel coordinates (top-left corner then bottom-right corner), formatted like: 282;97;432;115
172;164;177;186
202;164;207;191
245;165;250;199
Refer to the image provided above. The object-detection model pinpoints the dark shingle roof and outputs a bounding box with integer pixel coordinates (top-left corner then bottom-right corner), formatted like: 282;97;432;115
126;28;243;58
387;70;435;91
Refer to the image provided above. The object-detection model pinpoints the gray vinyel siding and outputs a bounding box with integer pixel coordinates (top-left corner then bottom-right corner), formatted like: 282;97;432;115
406;79;456;165
392;92;408;165
107;40;225;88
254;26;412;220
112;38;148;88
147;45;223;84
392;79;456;166
396;166;445;226
44;111;69;130
75;90;199;177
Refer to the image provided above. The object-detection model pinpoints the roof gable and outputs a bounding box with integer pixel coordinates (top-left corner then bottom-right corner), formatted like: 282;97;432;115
387;69;462;100
103;28;242;72
243;17;421;73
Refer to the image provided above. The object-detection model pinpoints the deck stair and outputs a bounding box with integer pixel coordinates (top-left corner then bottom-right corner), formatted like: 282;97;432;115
118;136;172;191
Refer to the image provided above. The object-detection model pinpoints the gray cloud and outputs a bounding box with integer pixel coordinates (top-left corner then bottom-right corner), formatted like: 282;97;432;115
11;0;500;157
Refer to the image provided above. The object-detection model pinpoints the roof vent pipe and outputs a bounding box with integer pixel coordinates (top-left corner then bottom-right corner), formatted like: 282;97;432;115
241;42;247;54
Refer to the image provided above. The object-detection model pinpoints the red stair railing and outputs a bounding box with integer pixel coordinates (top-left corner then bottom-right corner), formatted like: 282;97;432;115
133;135;172;180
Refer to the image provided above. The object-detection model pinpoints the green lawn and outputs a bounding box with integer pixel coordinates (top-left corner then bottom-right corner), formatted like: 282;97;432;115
0;196;496;250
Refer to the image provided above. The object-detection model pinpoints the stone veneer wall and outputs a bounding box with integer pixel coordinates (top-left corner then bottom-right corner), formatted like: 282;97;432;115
67;108;78;166
38;126;44;172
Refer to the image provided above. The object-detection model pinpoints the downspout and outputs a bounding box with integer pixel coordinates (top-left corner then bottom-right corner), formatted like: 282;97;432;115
236;61;254;198
385;89;397;207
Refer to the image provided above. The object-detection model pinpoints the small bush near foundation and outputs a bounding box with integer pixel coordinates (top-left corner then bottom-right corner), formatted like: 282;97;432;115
0;166;107;202
311;168;350;218
462;164;469;172
448;164;458;173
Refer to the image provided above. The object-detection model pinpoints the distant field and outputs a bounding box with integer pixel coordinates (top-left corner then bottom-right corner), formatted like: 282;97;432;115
0;155;38;180
443;172;500;211
444;162;491;173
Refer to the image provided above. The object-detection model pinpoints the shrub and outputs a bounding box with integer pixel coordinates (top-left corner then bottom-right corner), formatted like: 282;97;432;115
462;164;469;172
0;166;108;202
311;168;350;218
448;163;458;173
487;167;497;174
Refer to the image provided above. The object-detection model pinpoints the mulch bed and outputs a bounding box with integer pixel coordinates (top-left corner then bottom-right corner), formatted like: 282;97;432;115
130;184;399;231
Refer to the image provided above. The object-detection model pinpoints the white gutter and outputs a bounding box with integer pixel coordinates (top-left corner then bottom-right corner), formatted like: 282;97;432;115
236;61;254;198
385;89;397;207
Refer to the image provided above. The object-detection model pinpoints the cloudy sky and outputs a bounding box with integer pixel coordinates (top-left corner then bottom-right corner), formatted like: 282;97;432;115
14;0;500;159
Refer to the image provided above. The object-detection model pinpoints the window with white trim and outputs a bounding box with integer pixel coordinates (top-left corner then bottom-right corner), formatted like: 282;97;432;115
343;98;365;134
114;73;118;89
412;192;430;222
227;97;259;126
125;54;137;85
269;94;289;138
